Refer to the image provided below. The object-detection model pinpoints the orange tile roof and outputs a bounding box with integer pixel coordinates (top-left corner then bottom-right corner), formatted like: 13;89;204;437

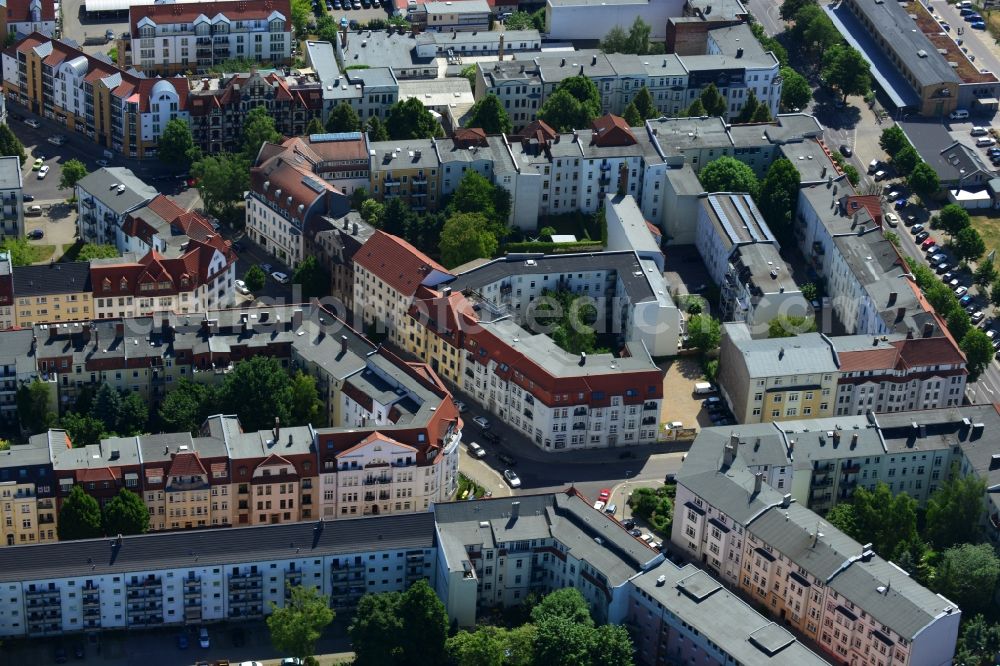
167;451;207;478
353;231;449;297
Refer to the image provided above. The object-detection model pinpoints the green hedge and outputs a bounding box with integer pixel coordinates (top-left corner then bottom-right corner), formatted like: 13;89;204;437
505;240;604;254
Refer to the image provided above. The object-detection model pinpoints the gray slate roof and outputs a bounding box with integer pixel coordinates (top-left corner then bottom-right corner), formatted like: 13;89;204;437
0;512;436;583
77;167;157;216
13;261;92;297
722;321;839;378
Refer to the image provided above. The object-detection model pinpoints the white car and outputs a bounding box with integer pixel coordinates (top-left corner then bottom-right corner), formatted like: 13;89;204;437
472;415;490;429
37;165;49;179
503;469;521;488
955;286;968;297
24;118;39;128
884;212;899;228
467;441;486;458
639;533;654;543
96;159;110;167
198;627;210;649
235;279;251;295
271;271;290;284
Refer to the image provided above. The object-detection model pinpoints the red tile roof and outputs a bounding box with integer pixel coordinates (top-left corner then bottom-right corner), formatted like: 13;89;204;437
591;114;635;147
453;127;488;147
5;0;56;23
336;431;417;458
167;451;207;478
129;0;291;35
353;231;449;298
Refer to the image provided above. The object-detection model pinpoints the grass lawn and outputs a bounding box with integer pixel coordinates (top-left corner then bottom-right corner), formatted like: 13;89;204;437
25;244;56;264
970;213;1000;259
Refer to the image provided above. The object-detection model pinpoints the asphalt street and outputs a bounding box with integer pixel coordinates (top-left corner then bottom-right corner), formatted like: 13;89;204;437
930;1;1000;78
745;0;786;36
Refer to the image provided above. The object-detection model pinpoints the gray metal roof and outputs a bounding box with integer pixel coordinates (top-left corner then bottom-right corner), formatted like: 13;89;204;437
13;261;92;297
0;155;22;190
632;561;829;665
722;321;839;378
76;167;157;216
0;512;436;583
423;0;489;12
899;120;992;184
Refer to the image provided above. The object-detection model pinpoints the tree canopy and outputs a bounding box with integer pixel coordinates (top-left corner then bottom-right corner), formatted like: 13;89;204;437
386;98;443;140
892;144;920;177
830;481;920;560
267;584;335;661
698;156;759;198
102;488;149;536
244;264;266;293
158;118;200;170
687;314;721;353
59;159;88;191
0;122;27;165
349;579;448;665
952;227;987;262
292;255;330;300
962;327;994;381
925;465;987;549
757;158;800;243
218;356;322;432
821;44;871;101
326;102;362;133
465;94;512;135
242;106;283;162
780;67;812;111
76;243;119;261
58;485;102;540
440;212;498;268
879;126;909;157
933;544;1000;614
538;77;602;132
600;17;656;55
908;161;939;199
159;379;218;434
16;379;54;433
192;153;250;221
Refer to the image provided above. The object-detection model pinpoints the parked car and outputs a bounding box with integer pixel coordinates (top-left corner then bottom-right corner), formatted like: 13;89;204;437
467;441;486;458
271;271;290;284
936;263;950;275
960;294;974;306
24;118;39;128
628;528;642;537
910;223;924;234
924;245;940;257
27;229;43;240
971;126;989;136
54;647;68;664
604;503;617;514
874;169;888;181
886;190;901;201
482;430;502;445
235;279;250;295
199;627;210;649
231;627;246;647
973;311;986;324
839;144;852;157
956;286;969;297
25;205;42;216
915;231;930;242
921;236;937;248
622;518;636;529
454;399;466;412
31;157;43;170
884;212;900;227
96;159;110;167
73;643;85;659
176;634;189;649
503;469;521;488
894;198;907;210
22;194;33;202
598;488;611;502
37;165;49;179
972;20;987;29
260;262;273;273
472;415;490;429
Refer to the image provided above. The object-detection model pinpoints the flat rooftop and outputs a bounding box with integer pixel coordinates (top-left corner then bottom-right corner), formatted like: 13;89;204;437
700;193;775;247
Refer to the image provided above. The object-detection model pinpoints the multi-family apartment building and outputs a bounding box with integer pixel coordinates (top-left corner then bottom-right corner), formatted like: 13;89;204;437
247;138;351;268
0;0;55;39
305;40;398;124
122;0;293;75
0;251;13;329
13;262;93;327
367;139;442;212
76;168;158;247
0;490;830;666
718;322;968;425
476;25;780;129
0;155;24;239
673;425;961;666
416;0;490;31
0;327;42;428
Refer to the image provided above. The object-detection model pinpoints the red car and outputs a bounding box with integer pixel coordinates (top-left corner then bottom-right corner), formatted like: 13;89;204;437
598;488;611;502
921;237;937;249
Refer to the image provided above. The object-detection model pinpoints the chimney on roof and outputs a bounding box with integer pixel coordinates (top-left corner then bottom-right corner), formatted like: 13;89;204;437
753;472;762;495
832;430;840;447
922;322;934;338
292;309;303;329
511;500;520;521
723;434;738;468
352;222;358;235
851;432;859;448
341;334;348;355
114;322;124;339
781;493;792;508
48;325;58;340
888;291;897;307
498;33;504;61
736;47;743;58
579;351;586;365
591;55;597;66
274;417;280;442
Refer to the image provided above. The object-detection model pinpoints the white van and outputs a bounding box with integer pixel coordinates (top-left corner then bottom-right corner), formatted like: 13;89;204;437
971;126;988;136
867;158;880;174
950;109;970;120
976;137;996;147
694;382;715;395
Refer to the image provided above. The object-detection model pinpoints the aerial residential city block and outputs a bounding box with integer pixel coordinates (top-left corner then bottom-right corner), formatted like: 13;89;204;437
0;0;999;663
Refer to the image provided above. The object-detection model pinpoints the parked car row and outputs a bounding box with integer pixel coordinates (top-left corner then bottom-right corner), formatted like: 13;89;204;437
703;396;734;426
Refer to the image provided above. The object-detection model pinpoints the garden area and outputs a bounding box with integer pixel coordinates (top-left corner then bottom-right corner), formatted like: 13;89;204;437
627;483;675;536
457;473;490;500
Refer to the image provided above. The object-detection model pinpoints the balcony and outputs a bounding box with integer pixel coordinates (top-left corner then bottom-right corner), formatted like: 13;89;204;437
332;560;365;573
643;401;657;411
363;475;392;486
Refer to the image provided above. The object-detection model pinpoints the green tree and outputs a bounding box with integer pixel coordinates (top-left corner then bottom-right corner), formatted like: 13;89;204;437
351;188;370;210
242;105;283;162
792;5;841;62
758;157;800;242
59;158;88;191
825;502;859;539
382;197;416;239
447;625;535;666
822;44;871;102
91;384;123;433
531;587;593;626
627;486;673;533
218;356;294;432
398;579;448;665
892;144;920;177
360;199;384;226
539;89;594;132
698;156;759;197
735;90;762;124
974;258;997;287
632;86;657;119
292;255;330;299
590;624;635;666
991;280;1000;308
947;308;972;343
937;204;972;235
934;544;1000;614
61;412;108;448
953;227;987;262
305;117;324;135
503;10;535;29
76;243;119;261
460;63;477;88
158;379;218;434
288;370;323;427
530;7;546;31
440;212;498;268
290;0;312;36
0;439;9;451
535;619;597;666
908;161;940;198
349;590;403;665
16;379;54;433
780;0;812;21
925;466;987;549
267;584;335;662
624;16;653;54
326;102;362;133
102;488;149;536
157;118;200;170
750;22;788;67
751;103;772;123
768;315;817;337
386;98;443;140
117;391;148;436
780;67;812;111
698;83;727;117
448;171;508;238
622;101;643;127
687;313;721;353
58;485;102;540
879;126;909;157
956;615;1000;666
244;264;266;293
685;98;707;117
850;481;919;559
192;153;250;220
465;94;512;135
0;122;27;165
366;116;389;142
